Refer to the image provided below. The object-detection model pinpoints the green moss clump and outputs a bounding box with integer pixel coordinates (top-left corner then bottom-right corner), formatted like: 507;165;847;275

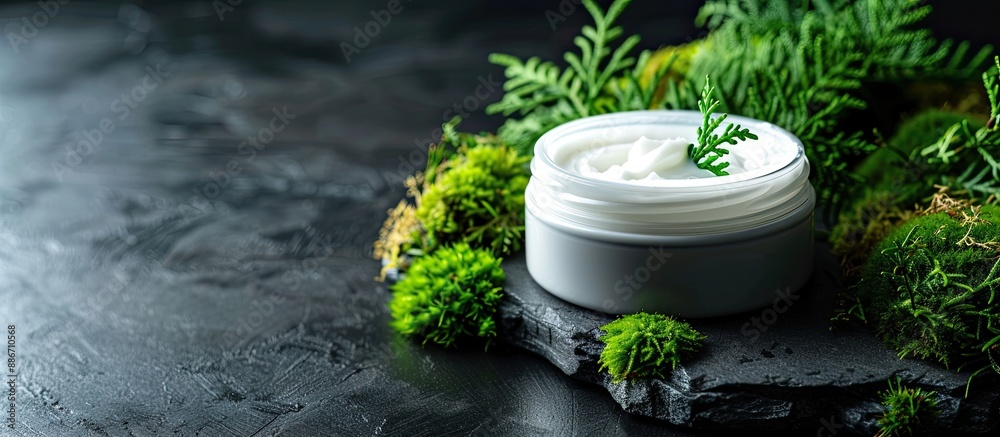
373;121;529;280
416;143;529;257
876;379;940;437
597;312;706;383
388;243;504;348
859;201;1000;372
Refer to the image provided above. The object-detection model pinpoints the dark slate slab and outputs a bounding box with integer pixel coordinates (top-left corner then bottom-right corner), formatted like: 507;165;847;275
496;244;1000;434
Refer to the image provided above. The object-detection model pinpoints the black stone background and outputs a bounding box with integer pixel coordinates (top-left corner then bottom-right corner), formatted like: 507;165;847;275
0;1;997;435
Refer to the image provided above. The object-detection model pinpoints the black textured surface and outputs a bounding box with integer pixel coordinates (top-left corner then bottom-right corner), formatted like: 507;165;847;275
498;248;1000;434
0;1;998;436
0;1;708;435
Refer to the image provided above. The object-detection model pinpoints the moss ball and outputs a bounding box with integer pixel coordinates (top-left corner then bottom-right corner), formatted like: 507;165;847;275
389;242;505;348
416;144;529;256
597;312;706;383
876;379;940;437
859;204;1000;367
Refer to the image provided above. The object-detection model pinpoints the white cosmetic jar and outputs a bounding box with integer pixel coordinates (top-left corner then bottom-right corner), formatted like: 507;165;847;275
525;110;815;317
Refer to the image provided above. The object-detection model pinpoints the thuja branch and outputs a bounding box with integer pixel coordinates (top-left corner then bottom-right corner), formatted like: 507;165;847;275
688;76;757;176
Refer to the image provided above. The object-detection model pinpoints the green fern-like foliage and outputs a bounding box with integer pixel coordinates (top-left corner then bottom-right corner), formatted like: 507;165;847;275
487;0;665;155
851;57;1000;208
684;0;993;217
689;76;758;176
388;243;504;348
694;0;987;82
487;0;991;216
876;378;940;437
597;312;706;383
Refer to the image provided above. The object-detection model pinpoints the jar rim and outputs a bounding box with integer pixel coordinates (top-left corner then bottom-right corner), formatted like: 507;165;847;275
533;109;805;193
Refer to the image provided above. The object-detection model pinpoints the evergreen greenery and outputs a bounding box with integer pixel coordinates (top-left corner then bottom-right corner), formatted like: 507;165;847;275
487;0;669;156
597;312;706;383
488;0;992;216
388;243;505;348
831;57;1000;281
854;110;978;209
676;0;990;217
876;378;940;437
915;57;1000;200
829;110;973;280
689;76;757;176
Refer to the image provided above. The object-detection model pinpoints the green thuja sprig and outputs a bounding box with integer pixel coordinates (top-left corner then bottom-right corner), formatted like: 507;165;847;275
388;243;504;348
597;312;706;383
876;378;940;437
688;77;758;176
684;0;991;218
487;0;662;155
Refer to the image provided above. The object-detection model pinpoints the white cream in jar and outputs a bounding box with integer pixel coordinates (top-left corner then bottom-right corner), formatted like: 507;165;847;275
524;110;815;317
567;135;777;182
